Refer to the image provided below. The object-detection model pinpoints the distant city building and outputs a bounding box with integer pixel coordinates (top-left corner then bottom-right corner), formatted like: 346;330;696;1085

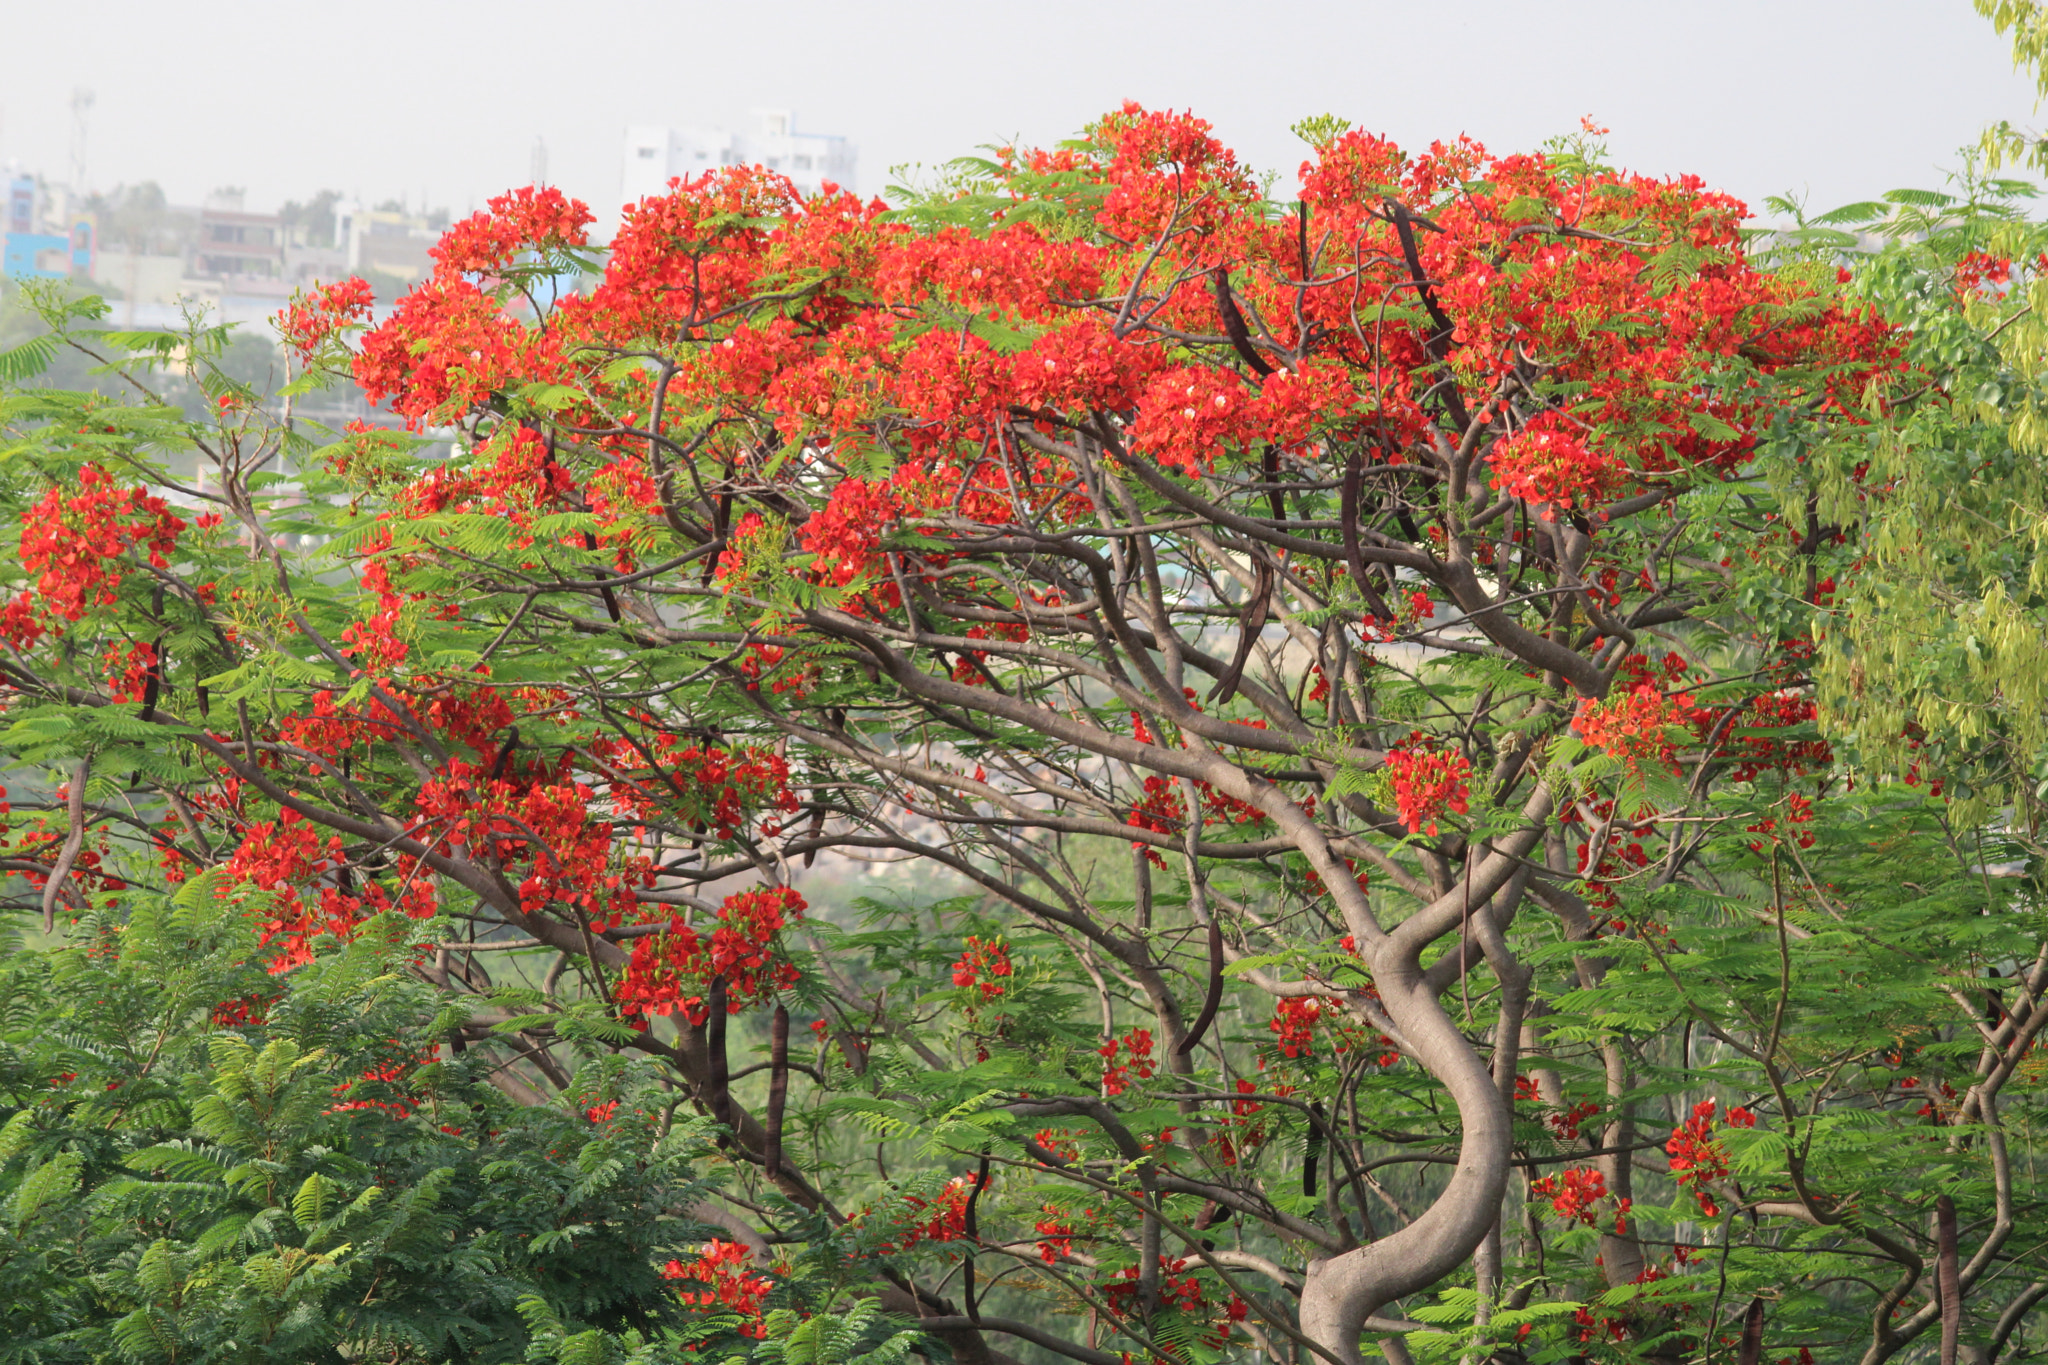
2;172;94;282
620;109;855;212
0;152;460;328
1;225;92;281
195;189;284;285
7;174;34;235
338;200;444;290
82;189;294;323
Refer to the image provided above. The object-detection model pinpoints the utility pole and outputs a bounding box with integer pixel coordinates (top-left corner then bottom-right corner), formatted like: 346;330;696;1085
69;87;94;195
531;136;548;188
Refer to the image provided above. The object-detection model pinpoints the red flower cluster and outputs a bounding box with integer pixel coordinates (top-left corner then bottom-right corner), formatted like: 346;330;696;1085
220;806;437;972
1033;1128;1082;1165
1103;1255;1248;1350
1268;996;1399;1067
1488;419;1623;513
1955;250;2013;301
1665;1098;1755;1217
1125;772;1267;850
1557;796;1663;907
356;276;549;427
349;188;593;426
951;936;1013;1000
949;934;1014;1062
1514;1075;1601;1140
1122;708;1275;861
1270;997;1327;1059
865;1175;980;1253
1099;1027;1156;1095
1746;790;1817;852
615;885;806;1025
1728;689;1832;781
397;425;578;526
6;465;185;648
1208;1075;1287;1167
1528;1166;1607;1226
277;277;375;361
337;545;417;673
432;184;593;277
326;1044;436;1120
670;745;798;839
209;989;279;1029
101;640;159;704
662;1240;774;1337
586;724;798;841
413;759;652;930
1034;1204;1076;1262
1575;683;1691;779
1383;734;1471;836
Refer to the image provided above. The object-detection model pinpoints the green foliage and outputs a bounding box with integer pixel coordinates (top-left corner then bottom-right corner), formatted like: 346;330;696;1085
6;77;2048;1365
1288;115;1351;152
0;892;721;1363
509;1295;924;1365
1808;160;2048;838
737;1299;925;1365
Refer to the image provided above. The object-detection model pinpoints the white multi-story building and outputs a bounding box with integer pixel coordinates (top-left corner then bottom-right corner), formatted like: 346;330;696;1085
620;109;856;212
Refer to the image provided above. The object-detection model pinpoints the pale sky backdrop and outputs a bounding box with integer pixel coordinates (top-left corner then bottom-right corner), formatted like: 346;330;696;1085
0;0;2040;225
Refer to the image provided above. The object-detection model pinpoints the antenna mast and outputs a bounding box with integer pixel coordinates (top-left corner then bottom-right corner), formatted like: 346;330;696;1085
69;87;94;193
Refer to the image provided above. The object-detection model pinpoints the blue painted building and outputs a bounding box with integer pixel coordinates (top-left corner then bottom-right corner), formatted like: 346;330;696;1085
6;176;33;235
2;175;94;281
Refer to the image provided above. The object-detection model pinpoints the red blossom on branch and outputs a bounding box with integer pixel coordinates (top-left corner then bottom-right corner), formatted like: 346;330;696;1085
1488;418;1624;513
8;465;185;646
616;885;806;1025
1383;734;1471;836
952;936;1013;1000
1099;1027;1157;1096
661;1240;775;1336
1575;683;1691;779
277;277;375;361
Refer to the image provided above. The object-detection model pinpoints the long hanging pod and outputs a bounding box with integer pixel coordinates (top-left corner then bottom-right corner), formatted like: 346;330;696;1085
1735;1296;1765;1365
1175;918;1226;1058
1303;1101;1326;1198
963;1150;991;1323
765;1003;790;1179
704;976;731;1133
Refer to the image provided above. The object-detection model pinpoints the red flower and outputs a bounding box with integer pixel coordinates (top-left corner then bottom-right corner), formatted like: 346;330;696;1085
864;1174;982;1252
355;276;563;428
277;277;375;360
1383;734;1471;836
1488;418;1624;513
1034;1204;1076;1262
662;1240;775;1336
1528;1166;1607;1225
1665;1098;1750;1217
8;465;186;645
615;885;806;1025
1575;684;1690;779
1099;1027;1156;1095
952;936;1014;1001
431;184;594;278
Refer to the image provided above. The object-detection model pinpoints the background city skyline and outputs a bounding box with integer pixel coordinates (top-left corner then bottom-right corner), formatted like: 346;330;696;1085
0;0;2040;225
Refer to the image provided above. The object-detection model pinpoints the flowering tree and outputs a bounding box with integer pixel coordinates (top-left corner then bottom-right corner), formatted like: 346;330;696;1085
2;108;2042;1364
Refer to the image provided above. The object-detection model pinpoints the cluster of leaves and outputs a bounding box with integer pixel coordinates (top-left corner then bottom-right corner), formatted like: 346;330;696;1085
0;880;733;1363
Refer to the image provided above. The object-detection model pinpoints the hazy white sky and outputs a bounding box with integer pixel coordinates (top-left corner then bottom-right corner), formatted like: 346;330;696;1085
0;0;2038;223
